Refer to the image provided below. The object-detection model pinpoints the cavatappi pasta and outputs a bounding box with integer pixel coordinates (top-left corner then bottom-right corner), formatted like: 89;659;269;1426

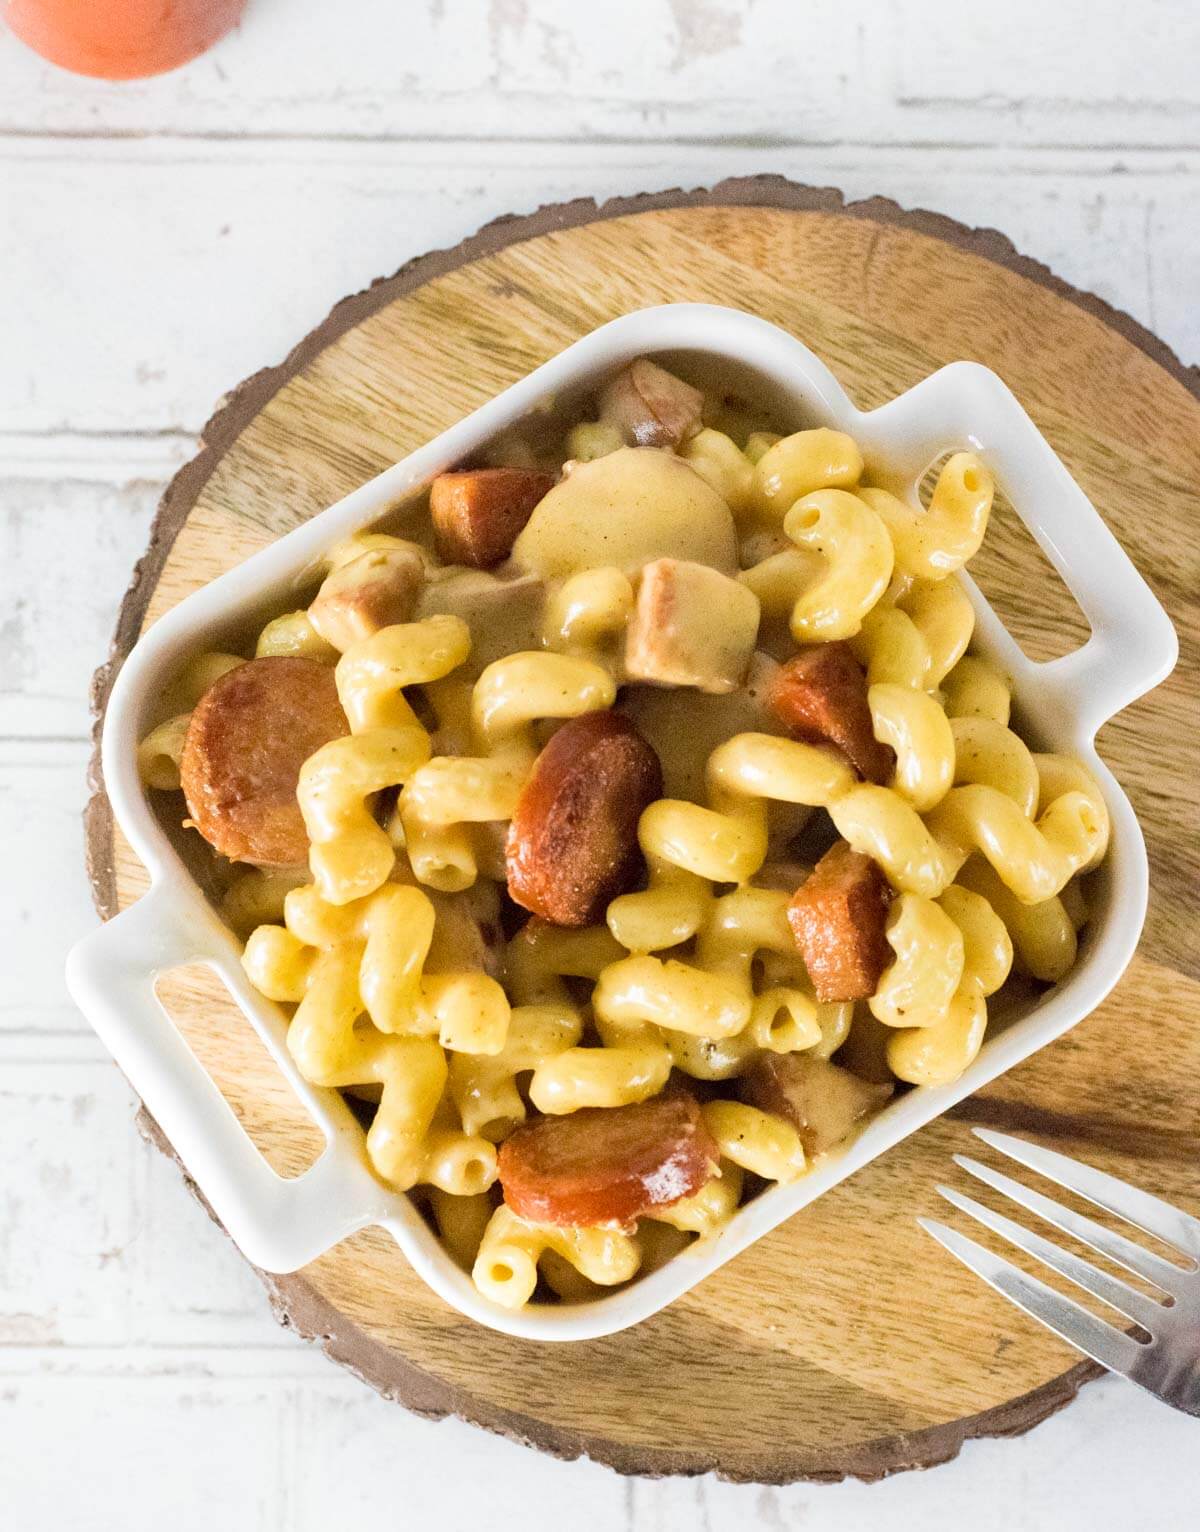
139;354;1111;1311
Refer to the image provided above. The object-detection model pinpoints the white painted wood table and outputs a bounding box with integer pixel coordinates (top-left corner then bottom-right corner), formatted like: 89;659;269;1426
2;2;1197;1526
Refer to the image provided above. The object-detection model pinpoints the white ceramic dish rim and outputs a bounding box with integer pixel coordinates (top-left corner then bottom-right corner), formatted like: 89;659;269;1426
66;302;1178;1342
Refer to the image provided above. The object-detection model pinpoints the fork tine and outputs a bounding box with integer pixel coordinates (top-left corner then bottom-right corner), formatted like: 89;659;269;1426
936;1184;1165;1331
953;1154;1187;1296
973;1129;1200;1262
918;1218;1145;1377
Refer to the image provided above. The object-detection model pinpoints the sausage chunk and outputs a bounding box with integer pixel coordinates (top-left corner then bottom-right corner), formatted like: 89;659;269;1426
498;1091;718;1228
769;643;894;784
180;657;349;867
506;711;663;927
598;359;704;449
308;546;424;652
786;841;893;1002
740;1053;892;1157
430;467;554;569
625;558;761;695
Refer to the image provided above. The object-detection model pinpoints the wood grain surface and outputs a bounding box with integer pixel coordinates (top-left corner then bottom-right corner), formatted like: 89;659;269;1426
85;180;1200;1483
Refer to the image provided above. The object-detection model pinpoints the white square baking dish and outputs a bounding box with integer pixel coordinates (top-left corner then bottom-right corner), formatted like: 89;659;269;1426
66;303;1178;1340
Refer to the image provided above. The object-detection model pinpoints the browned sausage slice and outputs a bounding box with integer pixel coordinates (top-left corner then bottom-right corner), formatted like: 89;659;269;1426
740;1053;893;1157
786;840;893;1001
430;467;554;569
598;359;704;449
497;1091;718;1228
506;711;663;927
769;643;895;785
180;656;349;867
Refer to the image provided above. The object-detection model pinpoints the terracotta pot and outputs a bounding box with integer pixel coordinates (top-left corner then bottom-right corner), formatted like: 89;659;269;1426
3;0;247;80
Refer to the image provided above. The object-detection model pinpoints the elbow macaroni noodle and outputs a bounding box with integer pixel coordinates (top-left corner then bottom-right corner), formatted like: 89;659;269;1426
702;1100;807;1183
648;1160;745;1236
449;1003;584;1139
138;372;1114;1312
243;929;495;1194
241;880;508;1191
941;653;1012;725
138;651;246;790
299;615;470;904
871;883;1014;1085
541;566;635;669
858;454;993;582
851;577;975;693
136;713;193;791
473;1204;640;1312
255;609;339;661
779;489;896;641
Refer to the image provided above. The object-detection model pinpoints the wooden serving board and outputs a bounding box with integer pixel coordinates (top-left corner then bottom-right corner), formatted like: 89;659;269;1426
86;179;1200;1483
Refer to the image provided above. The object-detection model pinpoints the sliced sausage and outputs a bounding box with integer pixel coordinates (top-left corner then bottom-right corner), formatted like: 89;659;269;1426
180;657;349;866
497;1090;718;1228
430;467;554;569
786;840;893;1002
506;710;663;928
625;557;761;695
308;546;424;652
769;643;894;785
739;1052;892;1157
598;359;704;449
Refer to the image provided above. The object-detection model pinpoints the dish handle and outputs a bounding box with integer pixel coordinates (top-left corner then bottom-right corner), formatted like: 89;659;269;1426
862;360;1179;739
66;884;387;1272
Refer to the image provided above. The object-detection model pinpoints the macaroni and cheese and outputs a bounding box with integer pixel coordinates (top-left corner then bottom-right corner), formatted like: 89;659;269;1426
140;355;1110;1311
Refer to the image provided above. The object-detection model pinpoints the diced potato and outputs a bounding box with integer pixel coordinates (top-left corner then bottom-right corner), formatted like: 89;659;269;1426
598;359;704;449
625;558;761;695
510;448;738;579
309;546;425;651
740;1053;892;1156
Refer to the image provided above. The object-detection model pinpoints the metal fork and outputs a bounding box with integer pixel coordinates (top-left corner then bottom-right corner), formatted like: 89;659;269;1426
919;1128;1200;1417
